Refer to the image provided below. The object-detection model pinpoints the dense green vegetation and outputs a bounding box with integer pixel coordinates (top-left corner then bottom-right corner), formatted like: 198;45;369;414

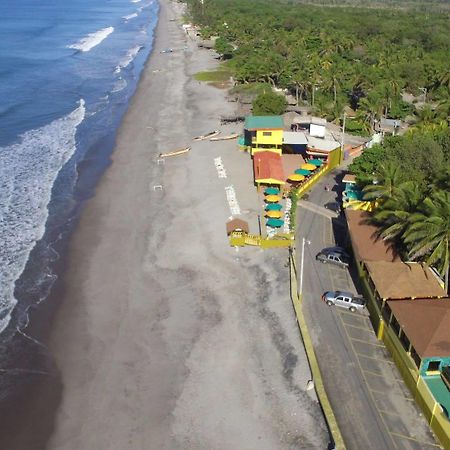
186;0;450;288
186;0;449;128
349;126;449;287
252;91;288;115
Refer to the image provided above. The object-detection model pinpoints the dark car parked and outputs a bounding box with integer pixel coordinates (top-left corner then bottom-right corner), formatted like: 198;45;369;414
315;248;349;268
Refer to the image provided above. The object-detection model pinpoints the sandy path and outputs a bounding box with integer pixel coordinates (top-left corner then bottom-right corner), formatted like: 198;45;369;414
47;1;329;449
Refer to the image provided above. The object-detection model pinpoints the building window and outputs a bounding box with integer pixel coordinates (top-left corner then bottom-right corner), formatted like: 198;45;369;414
427;360;440;372
382;303;391;323
410;347;421;369
391;315;401;336
256;143;278;149
399;330;410;352
262;131;272;136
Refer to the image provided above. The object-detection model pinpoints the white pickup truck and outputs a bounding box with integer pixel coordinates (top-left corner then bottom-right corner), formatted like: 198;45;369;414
322;291;366;312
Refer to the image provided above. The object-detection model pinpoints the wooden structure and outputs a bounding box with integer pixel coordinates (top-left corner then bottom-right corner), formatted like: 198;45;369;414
226;218;249;236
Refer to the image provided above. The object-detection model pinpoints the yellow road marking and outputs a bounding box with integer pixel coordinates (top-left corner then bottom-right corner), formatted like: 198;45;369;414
362;368;385;378
355;350;396;361
337;309;371;320
338;313;399;449
351;338;389;348
378;409;401;418
342;322;375;333
389;431;442;448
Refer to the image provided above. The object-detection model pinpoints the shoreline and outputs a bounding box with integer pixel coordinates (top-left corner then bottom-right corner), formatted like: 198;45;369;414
12;0;329;448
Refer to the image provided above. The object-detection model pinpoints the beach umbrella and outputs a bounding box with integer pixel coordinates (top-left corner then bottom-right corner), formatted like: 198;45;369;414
295;168;311;176
265;210;283;219
266;218;284;228
308;159;323;167
301;163;316;171
265;203;282;211
288;174;305;182
265;195;281;203
264;187;280;195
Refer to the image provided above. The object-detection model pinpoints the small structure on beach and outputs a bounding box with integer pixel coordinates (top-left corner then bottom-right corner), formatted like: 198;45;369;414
226;218;249;236
244;115;284;156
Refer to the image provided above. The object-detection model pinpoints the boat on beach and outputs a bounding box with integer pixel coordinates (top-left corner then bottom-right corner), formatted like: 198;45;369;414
159;147;191;158
210;133;239;141
193;130;220;141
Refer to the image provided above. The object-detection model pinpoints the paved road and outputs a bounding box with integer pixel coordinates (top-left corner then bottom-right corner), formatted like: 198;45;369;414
296;169;441;450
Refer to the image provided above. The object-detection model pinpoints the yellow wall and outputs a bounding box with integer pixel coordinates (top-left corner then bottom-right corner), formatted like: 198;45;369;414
251;129;283;155
255;129;283;146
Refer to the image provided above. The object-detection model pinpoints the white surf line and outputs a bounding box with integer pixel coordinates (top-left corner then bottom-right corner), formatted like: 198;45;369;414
225;185;241;216
68;26;114;52
214;156;227;179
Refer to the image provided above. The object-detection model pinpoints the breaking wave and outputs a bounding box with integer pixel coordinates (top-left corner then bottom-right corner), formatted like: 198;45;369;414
123;13;138;21
0;100;85;334
68;26;114;52
114;45;143;73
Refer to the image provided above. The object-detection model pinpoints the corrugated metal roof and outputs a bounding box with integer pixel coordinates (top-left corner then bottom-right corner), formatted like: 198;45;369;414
307;136;340;152
244;115;284;130
283;131;308;145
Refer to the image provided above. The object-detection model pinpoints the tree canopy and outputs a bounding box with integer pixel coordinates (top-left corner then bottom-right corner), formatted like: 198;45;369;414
252;91;288;115
186;0;450;125
350;127;450;287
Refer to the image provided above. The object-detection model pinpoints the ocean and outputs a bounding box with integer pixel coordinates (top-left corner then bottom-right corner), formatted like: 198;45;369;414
0;0;159;340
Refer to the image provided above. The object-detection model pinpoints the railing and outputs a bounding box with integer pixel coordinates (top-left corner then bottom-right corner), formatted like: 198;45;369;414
229;231;293;248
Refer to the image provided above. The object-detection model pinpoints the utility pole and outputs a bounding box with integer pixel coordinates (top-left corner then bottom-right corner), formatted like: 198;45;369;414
299;237;310;295
340;111;346;162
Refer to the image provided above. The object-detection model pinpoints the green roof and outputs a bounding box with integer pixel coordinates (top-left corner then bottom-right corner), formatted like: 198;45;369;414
244;115;284;130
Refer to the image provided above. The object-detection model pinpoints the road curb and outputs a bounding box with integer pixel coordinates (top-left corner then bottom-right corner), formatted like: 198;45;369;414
289;247;346;450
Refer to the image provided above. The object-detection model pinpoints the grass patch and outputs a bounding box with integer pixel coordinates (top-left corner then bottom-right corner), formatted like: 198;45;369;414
229;82;272;96
194;69;232;83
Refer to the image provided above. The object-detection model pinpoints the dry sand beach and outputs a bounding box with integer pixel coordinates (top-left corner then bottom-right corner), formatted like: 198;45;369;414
45;0;329;448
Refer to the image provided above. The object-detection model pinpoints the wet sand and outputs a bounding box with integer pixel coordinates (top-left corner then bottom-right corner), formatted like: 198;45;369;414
44;0;329;448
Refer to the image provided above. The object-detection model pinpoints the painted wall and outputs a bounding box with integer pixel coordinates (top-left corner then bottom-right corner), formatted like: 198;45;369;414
255;129;283;146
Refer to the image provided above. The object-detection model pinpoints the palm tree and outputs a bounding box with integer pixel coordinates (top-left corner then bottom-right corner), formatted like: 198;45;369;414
370;181;421;242
403;190;450;292
362;162;403;201
356;94;383;133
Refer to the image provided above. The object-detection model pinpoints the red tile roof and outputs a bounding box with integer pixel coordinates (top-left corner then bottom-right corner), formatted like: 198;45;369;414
253;151;285;183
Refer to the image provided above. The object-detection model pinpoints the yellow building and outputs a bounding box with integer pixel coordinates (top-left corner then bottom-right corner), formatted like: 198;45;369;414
244;115;283;155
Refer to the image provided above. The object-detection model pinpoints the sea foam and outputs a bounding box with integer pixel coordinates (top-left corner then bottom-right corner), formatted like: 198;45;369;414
114;45;143;73
123;13;138;21
68;27;114;52
0;100;85;334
